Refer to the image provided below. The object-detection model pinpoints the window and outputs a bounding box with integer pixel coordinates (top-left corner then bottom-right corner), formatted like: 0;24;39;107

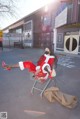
43;16;51;26
56;2;67;16
78;0;80;4
16;29;22;33
57;33;63;44
24;20;33;31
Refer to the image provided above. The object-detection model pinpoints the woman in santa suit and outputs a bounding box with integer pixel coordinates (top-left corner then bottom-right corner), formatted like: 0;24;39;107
2;48;56;81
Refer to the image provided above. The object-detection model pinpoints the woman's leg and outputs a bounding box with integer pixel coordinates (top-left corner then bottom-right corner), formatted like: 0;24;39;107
18;61;36;72
2;61;36;72
2;61;19;70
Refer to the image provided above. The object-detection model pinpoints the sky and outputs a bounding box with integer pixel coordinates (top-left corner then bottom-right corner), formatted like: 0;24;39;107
0;0;56;29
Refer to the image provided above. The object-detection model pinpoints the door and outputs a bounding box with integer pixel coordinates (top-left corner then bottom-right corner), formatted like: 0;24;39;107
64;35;79;54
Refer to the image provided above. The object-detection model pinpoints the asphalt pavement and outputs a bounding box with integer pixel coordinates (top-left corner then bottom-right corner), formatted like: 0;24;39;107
0;47;80;119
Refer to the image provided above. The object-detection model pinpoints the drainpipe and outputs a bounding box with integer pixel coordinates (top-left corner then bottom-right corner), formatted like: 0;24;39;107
53;28;57;53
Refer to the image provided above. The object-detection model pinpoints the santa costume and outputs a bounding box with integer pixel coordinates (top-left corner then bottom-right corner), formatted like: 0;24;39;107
18;53;56;80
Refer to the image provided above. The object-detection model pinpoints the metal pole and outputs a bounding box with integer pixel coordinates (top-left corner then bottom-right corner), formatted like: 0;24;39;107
9;36;10;48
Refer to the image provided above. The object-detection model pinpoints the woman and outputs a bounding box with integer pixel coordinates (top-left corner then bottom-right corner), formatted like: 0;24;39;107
2;48;56;81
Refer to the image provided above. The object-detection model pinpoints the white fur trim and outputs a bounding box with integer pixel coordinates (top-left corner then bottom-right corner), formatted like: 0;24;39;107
42;63;51;73
44;54;55;63
36;66;40;70
18;61;24;70
44;54;55;58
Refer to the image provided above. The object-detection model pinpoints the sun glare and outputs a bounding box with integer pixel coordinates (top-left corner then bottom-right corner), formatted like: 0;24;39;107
25;0;58;16
44;0;57;4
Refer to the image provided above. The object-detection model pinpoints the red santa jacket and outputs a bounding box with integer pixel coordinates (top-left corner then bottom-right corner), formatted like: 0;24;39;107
37;54;55;70
18;54;55;80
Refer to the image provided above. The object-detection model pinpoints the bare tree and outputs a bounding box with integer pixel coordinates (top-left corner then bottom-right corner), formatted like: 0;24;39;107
0;0;17;16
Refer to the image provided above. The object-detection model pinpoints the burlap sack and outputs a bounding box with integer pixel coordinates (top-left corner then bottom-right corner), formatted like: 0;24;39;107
44;87;78;108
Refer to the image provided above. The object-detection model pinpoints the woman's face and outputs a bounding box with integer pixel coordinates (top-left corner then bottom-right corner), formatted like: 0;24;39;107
45;48;50;55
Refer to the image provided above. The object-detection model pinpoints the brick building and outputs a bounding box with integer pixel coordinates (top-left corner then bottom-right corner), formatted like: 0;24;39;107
3;0;80;55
